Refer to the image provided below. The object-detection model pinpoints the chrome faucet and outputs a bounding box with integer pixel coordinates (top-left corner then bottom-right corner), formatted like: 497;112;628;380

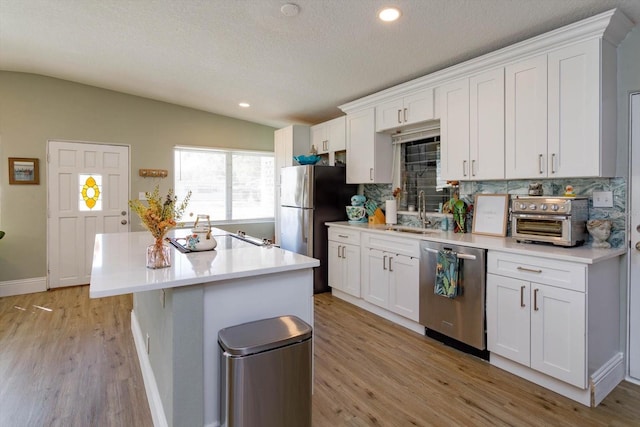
417;191;431;228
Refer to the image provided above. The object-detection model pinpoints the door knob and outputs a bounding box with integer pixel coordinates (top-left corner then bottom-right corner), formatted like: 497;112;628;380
121;211;127;216
636;241;640;251
121;219;128;225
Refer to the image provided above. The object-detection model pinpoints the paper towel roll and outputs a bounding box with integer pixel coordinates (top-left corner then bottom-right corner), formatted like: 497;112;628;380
385;200;397;225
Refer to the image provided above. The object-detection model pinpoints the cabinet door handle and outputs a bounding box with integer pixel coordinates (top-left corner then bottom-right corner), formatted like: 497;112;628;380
533;288;539;311
370;168;374;181
403;108;408;123
337;245;342;258
383;255;388;270
471;159;476;176
397;109;402;124
324;140;328;151
517;266;542;273
341;246;346;259
551;153;556;174
463;160;468;177
520;285;526;307
539;154;544;174
389;256;394;272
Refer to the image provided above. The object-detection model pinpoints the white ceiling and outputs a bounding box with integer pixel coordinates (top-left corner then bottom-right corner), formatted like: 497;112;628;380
1;0;639;129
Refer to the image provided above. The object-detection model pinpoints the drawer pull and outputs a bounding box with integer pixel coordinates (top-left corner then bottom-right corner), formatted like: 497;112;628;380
517;266;542;273
520;285;525;307
534;288;539;311
338;234;349;238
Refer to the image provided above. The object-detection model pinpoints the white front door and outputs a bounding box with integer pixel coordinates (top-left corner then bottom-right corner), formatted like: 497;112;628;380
47;141;130;288
630;92;640;381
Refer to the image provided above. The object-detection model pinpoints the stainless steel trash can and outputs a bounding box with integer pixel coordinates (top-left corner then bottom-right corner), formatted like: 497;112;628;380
218;315;312;427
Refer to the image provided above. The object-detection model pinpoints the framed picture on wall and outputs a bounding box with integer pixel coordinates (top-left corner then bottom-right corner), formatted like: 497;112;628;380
472;194;509;236
9;157;40;185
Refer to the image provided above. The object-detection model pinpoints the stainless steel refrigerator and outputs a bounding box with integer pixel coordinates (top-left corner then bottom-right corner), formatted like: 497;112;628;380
279;165;357;293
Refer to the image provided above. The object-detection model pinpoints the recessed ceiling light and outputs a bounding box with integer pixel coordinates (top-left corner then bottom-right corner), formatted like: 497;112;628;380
378;7;401;22
239;102;250;108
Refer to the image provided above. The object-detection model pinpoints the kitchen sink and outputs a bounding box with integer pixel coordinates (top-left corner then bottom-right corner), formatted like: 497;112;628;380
385;225;441;235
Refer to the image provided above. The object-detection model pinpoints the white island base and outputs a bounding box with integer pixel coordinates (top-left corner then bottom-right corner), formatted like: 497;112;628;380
131;269;314;427
90;231;318;427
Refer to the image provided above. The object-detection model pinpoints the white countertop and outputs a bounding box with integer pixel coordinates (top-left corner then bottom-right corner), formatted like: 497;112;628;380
89;229;319;298
327;222;625;264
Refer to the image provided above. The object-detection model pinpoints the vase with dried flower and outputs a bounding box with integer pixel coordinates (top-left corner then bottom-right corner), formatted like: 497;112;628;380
129;186;191;269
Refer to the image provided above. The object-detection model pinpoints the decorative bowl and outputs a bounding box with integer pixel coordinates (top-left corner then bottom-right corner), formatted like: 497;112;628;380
346;206;366;223
294;155;321;165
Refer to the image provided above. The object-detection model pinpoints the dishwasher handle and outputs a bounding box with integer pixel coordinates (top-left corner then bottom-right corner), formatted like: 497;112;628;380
422;247;477;261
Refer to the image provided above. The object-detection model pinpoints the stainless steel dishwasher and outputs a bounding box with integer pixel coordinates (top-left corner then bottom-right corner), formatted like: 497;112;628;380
419;241;487;351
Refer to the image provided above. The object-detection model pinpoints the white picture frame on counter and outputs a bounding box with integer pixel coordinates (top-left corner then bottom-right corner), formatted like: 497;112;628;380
472;194;509;237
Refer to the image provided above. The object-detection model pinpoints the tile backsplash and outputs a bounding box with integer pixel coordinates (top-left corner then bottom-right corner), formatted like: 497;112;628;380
363;177;626;248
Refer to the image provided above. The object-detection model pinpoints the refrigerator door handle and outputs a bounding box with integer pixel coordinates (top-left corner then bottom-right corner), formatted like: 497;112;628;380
302;171;308;208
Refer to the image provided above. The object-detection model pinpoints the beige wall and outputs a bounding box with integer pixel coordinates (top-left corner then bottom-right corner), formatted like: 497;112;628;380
0;71;276;283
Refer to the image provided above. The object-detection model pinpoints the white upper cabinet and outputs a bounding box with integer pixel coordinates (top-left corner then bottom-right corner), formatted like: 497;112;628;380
505;55;548;179
440;78;470;180
441;68;506;181
274;125;310;185
338;9;631;181
469;68;505;180
311;116;346;155
346;108;392;184
506;39;614;179
548;39;604;177
375;88;435;132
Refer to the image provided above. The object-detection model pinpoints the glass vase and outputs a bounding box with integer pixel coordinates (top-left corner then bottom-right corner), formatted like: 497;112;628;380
147;239;171;269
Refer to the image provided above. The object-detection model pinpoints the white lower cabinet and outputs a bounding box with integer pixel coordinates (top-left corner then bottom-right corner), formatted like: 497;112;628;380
387;253;420;321
487;273;585;388
328;228;361;297
361;233;420;322
328;240;361;297
362;248;419;321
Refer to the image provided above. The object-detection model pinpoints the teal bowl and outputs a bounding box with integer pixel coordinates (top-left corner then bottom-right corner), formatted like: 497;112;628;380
294;155;321;165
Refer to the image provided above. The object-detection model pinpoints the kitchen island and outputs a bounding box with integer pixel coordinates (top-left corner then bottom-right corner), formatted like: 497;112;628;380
89;229;319;427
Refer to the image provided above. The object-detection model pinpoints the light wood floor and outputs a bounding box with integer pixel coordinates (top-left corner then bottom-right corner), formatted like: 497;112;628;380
0;286;152;427
1;287;639;426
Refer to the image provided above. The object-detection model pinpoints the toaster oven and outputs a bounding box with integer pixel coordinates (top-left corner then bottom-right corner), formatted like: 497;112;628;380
511;196;588;247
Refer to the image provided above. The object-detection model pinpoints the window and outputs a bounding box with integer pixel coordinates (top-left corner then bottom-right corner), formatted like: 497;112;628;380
174;146;274;223
78;174;102;211
398;136;452;212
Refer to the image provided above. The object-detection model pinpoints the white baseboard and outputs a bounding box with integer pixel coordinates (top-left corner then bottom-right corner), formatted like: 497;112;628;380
331;289;425;335
625;375;640;386
0;277;47;297
591;352;625;406
131;310;168;427
490;352;625;407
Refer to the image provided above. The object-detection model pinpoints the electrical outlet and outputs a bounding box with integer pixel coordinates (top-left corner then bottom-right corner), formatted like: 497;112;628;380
592;191;613;208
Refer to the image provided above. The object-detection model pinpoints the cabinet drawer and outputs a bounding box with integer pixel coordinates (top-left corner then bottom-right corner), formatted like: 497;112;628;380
362;232;420;257
488;251;586;292
328;227;361;245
